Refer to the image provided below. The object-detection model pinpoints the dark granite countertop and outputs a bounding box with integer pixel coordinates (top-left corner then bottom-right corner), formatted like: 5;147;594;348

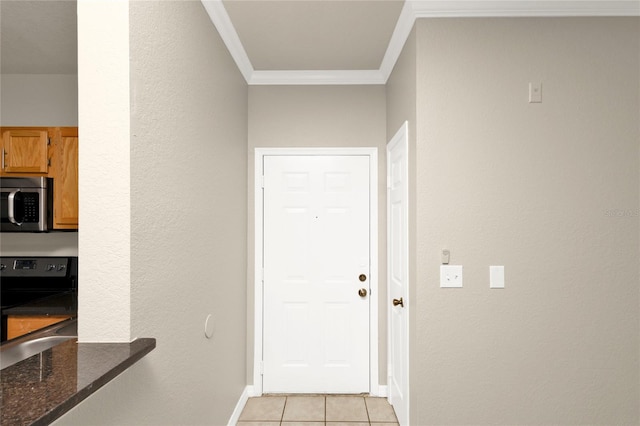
1;337;156;425
2;292;77;316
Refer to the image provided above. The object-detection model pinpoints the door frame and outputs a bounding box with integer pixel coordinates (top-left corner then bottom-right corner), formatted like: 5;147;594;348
253;147;379;396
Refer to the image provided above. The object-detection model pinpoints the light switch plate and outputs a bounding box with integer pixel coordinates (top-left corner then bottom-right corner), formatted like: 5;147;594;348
490;266;505;288
440;265;463;288
529;82;542;103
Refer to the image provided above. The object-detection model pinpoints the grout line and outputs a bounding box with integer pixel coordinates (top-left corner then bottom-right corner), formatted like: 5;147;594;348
364;396;371;424
324;396;327;423
280;396;287;424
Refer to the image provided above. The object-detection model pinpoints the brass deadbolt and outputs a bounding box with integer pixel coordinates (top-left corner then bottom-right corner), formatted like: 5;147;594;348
359;274;367;282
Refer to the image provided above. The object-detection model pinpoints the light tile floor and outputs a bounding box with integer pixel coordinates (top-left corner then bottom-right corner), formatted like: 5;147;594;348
237;395;399;426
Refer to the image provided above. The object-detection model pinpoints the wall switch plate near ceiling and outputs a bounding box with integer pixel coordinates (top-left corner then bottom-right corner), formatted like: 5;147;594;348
440;265;463;288
529;82;542;103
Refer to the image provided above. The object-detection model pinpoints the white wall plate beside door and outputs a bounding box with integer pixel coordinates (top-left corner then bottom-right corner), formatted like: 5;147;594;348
440;265;463;288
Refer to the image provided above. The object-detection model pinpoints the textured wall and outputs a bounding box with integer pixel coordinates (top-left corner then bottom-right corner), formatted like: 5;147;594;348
76;0;131;343
57;1;248;424
247;85;387;387
414;17;639;425
129;1;247;423
0;74;78;126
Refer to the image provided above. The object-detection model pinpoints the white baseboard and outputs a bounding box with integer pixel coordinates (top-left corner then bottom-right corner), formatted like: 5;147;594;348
228;386;253;426
377;385;388;397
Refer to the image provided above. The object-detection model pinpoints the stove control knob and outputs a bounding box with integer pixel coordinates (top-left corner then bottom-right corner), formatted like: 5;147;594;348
47;264;56;271
0;264;6;271
57;264;67;272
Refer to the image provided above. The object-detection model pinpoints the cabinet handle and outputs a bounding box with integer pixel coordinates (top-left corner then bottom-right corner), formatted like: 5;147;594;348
1;148;4;169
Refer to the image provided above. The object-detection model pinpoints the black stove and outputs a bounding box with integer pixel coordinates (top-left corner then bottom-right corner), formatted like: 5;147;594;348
0;256;78;342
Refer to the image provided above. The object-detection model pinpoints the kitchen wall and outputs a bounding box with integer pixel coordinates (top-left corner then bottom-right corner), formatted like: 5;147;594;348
247;85;388;386
0;74;78;257
408;17;639;425
0;74;78;126
0;233;77;257
56;1;248;425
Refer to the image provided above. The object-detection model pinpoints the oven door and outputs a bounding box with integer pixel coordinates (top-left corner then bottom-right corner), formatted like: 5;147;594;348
1;187;49;232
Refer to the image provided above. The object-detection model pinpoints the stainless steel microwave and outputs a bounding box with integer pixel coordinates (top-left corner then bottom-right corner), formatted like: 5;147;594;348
0;177;53;232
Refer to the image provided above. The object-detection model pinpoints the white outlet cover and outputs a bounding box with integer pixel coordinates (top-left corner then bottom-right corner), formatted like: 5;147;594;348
440;265;463;288
490;266;505;288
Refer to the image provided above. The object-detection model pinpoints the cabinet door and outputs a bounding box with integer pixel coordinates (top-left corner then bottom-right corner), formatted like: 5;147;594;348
1;129;50;174
7;316;71;340
53;128;79;228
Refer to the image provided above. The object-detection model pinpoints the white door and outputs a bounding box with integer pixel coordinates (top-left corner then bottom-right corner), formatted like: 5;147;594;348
263;155;370;393
387;123;410;425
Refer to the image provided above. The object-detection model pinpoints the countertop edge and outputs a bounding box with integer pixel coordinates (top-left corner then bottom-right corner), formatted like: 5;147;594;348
33;338;156;426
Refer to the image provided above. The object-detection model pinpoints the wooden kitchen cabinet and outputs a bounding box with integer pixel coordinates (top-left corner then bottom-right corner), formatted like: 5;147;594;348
6;315;72;340
0;126;78;229
0;128;51;175
51;127;79;229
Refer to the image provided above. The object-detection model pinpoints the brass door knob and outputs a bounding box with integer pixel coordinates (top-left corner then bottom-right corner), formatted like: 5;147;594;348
392;297;404;307
358;288;368;297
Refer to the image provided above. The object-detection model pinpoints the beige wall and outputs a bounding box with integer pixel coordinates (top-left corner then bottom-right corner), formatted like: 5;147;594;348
247;85;388;385
413;17;639;424
0;74;78;126
56;1;248;424
0;233;78;257
29;9;638;425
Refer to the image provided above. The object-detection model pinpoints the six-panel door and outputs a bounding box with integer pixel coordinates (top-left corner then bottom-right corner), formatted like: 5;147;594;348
263;155;370;393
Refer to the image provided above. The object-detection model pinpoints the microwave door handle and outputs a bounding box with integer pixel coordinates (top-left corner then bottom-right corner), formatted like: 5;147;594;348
7;189;23;226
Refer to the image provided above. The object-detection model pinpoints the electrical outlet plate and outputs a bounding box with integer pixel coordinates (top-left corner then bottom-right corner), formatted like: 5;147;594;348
440;265;463;288
490;266;505;288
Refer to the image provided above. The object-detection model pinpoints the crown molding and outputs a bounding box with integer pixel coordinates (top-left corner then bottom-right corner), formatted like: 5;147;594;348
202;0;639;86
410;1;640;17
379;1;417;83
250;70;386;85
201;0;254;82
200;0;385;85
379;0;639;81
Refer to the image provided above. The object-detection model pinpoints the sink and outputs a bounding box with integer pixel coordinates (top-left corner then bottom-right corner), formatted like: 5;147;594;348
0;318;77;370
1;336;76;368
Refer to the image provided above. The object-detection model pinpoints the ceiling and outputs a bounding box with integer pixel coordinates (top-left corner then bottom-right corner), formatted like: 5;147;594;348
0;0;403;76
222;0;403;71
1;0;637;82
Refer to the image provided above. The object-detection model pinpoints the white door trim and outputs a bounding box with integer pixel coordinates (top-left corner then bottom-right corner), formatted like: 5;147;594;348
254;147;379;396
